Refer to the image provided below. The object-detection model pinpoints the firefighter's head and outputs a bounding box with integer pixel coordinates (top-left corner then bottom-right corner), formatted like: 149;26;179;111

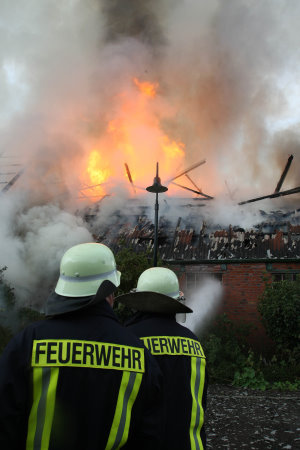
46;243;121;316
55;243;121;297
136;267;182;299
117;267;192;314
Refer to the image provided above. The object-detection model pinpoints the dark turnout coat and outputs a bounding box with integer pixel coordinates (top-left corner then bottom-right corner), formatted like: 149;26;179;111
126;312;207;450
0;301;163;450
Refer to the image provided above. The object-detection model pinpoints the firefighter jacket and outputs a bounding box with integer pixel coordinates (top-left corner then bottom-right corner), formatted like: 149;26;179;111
0;300;163;450
125;312;207;450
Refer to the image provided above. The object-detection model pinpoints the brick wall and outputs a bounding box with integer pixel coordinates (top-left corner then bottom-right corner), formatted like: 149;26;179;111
170;261;300;350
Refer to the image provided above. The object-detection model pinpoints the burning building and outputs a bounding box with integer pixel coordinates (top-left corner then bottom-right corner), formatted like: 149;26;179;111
0;1;300;348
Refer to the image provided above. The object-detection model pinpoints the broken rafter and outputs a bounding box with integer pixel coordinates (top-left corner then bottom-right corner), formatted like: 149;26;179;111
166;159;206;183
238;186;300;205
1;169;24;193
184;173;213;199
274;154;294;193
80;182;108;190
171;181;213;199
185;173;201;192
124;163;136;194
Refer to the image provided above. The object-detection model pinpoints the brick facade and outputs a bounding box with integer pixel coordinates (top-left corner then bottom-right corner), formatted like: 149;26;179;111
170;260;300;350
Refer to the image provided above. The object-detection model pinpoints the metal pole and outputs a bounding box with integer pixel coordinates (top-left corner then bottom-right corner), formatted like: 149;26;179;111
154;191;159;266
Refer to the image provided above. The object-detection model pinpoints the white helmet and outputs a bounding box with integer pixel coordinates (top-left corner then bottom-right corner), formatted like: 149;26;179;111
117;267;192;314
137;267;180;299
55;243;121;297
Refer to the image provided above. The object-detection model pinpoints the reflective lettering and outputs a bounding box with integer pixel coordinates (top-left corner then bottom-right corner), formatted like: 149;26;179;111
47;342;57;364
83;343;94;365
95;344;111;366
140;336;205;358
187;339;196;354
35;342;46;364
132;350;142;371
181;339;188;354
58;342;70;364
31;340;144;373
159;338;169;352
112;346;121;367
194;342;204;357
167;337;181;353
72;342;82;364
121;347;131;368
151;338;159;352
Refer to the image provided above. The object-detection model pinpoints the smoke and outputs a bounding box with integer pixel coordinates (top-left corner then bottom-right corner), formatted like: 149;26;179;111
183;277;223;337
0;0;300;306
0;191;92;308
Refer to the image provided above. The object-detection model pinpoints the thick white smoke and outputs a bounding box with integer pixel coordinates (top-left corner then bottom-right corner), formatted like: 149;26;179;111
0;191;92;308
0;0;299;307
183;277;223;337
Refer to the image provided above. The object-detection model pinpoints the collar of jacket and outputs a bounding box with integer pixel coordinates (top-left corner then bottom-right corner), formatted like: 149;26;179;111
45;280;117;317
125;310;176;327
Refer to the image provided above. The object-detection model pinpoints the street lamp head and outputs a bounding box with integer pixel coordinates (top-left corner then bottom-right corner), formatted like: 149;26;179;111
146;162;168;193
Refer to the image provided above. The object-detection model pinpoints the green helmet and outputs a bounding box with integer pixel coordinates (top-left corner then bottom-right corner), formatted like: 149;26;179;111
55;243;121;297
116;267;192;314
137;267;180;299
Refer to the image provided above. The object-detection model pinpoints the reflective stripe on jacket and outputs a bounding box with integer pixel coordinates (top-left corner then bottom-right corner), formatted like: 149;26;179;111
126;312;207;450
0;301;163;450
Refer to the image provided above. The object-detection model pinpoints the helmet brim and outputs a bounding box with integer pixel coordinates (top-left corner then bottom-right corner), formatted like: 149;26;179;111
116;291;193;314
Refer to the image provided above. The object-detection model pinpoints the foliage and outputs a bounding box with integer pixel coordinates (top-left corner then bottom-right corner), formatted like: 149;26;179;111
114;244;155;295
258;276;300;350
202;314;300;390
113;243;163;322
201;314;252;384
233;351;270;390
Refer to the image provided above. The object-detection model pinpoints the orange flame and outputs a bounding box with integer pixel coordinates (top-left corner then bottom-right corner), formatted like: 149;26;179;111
83;77;186;199
133;77;158;98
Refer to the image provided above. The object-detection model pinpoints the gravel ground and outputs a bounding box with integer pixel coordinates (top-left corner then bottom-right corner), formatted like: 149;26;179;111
205;384;300;449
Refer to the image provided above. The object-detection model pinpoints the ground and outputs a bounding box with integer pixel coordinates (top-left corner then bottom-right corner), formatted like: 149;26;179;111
206;384;300;449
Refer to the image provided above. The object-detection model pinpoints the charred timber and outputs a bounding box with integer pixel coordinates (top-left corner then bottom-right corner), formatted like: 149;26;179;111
167;159;206;183
124;163;136;194
171;181;213;199
274;154;294;193
1;169;24;193
238;186;300;205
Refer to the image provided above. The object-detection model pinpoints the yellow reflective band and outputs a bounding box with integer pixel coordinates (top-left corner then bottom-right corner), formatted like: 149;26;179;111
105;371;143;450
26;367;59;450
31;340;145;373
140;336;205;358
189;356;206;450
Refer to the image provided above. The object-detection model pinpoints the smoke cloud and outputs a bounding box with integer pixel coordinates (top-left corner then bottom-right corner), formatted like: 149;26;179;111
184;277;223;337
0;0;299;306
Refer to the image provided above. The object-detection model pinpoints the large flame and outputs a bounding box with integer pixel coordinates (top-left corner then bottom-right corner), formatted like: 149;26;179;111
82;77;186;200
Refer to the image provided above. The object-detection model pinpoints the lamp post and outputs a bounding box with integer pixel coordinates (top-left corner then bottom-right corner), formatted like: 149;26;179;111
146;162;168;266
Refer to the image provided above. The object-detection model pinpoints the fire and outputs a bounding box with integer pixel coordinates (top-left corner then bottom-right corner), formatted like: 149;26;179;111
133;78;158;98
83;150;111;198
83;77;187;200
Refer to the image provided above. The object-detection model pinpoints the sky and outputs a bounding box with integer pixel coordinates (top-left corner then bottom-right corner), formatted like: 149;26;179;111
0;0;299;306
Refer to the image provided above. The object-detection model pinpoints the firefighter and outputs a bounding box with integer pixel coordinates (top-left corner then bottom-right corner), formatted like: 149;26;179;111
0;243;163;450
117;267;207;450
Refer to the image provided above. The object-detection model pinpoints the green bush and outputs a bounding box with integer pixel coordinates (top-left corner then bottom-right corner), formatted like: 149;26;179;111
113;243;163;322
201;314;252;384
114;245;154;295
258;276;300;350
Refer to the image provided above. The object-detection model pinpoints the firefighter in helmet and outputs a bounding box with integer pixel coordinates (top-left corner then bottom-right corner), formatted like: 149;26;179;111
0;243;163;450
117;267;207;450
